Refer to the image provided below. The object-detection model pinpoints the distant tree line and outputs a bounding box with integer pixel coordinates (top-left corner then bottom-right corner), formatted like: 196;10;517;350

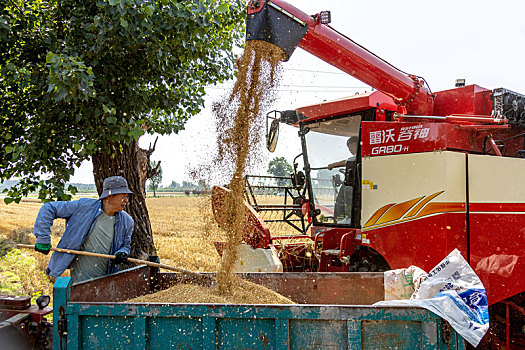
2;178;207;197
151;179;208;195
167;180;208;195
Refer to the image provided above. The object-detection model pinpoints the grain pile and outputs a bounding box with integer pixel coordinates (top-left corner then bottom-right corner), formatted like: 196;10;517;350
129;277;294;304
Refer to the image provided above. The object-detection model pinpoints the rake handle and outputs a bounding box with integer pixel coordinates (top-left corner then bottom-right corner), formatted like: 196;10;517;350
16;244;212;281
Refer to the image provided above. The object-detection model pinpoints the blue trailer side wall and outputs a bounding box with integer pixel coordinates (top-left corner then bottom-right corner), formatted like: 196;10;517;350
53;277;465;350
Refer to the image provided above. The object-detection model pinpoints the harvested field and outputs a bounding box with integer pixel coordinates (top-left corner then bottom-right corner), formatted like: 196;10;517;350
146;196;226;273
0;196;297;302
0;196;226;275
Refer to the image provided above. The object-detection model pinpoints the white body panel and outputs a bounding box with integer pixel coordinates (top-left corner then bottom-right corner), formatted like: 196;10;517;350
361;151;467;228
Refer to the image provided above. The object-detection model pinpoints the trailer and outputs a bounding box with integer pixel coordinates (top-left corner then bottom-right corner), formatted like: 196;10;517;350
51;265;465;349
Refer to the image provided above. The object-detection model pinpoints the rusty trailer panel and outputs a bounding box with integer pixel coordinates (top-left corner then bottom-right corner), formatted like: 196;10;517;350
70;266;384;305
236;272;384;305
159;271;385;305
70;266;155;302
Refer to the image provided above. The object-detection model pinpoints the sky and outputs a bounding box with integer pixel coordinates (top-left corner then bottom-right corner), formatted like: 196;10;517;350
69;0;525;186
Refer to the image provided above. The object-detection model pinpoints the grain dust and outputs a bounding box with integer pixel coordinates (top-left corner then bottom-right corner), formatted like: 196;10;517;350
189;39;286;297
212;40;285;294
163;40;286;303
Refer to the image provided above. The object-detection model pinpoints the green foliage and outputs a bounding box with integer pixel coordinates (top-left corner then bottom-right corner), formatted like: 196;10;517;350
267;157;293;178
0;0;245;203
0;249;52;297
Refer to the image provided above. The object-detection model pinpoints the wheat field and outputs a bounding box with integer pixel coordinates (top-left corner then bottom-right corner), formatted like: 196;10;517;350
0;196;228;297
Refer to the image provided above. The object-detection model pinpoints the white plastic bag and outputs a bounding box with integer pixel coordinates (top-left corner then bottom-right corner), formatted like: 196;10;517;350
375;249;489;347
384;265;427;300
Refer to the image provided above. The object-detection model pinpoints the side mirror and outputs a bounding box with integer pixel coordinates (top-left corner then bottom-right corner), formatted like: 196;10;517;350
267;118;280;152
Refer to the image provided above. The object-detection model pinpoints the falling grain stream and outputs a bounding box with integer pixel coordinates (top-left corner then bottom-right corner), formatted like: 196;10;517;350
132;41;291;303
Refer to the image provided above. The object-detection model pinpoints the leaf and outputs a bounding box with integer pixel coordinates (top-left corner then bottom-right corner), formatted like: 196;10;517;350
217;4;228;13
45;51;55;64
3;198;13;205
145;5;155;16
120;18;128;28
107;116;117;124
129;128;144;139
73;143;81;152
6;62;15;71
109;0;119;5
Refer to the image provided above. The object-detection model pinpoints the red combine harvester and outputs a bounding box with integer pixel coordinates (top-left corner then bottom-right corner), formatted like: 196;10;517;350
213;0;524;347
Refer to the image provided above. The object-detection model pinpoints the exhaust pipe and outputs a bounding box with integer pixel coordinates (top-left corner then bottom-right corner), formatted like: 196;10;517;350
246;0;309;61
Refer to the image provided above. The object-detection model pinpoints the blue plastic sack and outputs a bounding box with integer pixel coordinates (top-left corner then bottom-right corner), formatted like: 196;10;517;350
375;249;489;347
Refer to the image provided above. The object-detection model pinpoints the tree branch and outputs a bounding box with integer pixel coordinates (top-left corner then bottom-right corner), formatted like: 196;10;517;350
148;160;161;179
147;136;158;157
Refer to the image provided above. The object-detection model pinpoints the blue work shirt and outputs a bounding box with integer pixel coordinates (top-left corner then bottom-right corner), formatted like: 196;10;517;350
33;198;134;278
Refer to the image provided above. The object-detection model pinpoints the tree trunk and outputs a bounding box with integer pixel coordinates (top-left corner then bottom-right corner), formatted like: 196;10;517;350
92;139;158;259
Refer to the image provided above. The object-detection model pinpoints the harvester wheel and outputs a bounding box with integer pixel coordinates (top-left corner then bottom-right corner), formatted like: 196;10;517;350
347;246;390;272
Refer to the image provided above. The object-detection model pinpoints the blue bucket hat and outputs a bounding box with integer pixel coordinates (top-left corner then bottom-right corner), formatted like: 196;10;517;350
99;176;133;199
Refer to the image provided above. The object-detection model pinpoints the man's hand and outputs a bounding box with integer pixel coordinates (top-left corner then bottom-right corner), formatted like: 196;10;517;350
35;243;51;255
114;252;128;264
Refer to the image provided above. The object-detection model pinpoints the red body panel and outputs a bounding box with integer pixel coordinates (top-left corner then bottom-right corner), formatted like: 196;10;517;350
433;85;493;116
361;121;517;157
296;91;396;120
362;122;446;156
469;207;525;304
363;208;525;304
364;213;467;271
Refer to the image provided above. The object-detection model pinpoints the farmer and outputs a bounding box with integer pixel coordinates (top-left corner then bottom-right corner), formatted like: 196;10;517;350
33;176;134;283
327;136;359;224
327;136;358;170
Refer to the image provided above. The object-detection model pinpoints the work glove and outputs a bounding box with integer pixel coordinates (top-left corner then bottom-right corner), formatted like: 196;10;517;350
114;252;128;264
35;243;52;255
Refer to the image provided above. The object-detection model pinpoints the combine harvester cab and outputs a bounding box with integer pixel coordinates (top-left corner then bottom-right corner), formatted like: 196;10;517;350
221;0;525;347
